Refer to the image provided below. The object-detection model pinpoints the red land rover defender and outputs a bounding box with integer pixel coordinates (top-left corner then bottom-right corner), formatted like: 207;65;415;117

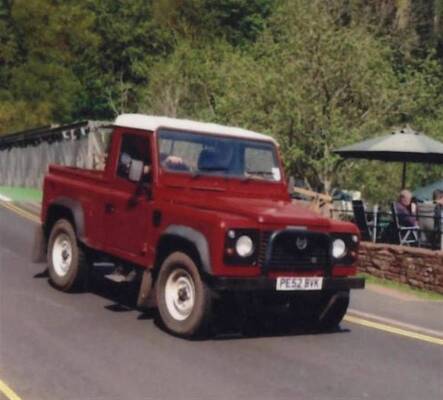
35;114;364;337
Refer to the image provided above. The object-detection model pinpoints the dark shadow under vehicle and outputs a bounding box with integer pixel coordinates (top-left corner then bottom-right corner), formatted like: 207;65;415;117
34;266;350;341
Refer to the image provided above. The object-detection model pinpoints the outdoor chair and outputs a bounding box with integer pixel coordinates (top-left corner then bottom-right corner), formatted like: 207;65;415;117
390;202;420;246
416;203;436;247
351;200;373;242
434;204;443;250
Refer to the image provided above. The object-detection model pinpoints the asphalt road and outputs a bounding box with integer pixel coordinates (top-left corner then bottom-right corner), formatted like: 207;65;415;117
0;205;442;400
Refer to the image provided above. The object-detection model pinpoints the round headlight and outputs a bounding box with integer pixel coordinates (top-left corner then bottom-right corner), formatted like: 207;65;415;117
332;238;346;259
235;235;254;257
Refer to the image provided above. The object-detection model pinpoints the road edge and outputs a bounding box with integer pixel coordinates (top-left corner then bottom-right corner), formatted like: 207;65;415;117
347;308;443;340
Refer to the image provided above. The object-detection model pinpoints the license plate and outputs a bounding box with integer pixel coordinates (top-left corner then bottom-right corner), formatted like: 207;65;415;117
276;277;323;291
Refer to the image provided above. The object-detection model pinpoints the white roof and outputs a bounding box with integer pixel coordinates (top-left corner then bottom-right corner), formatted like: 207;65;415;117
114;114;276;144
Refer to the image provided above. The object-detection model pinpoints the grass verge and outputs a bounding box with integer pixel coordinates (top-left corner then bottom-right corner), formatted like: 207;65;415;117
0;186;42;202
359;272;443;301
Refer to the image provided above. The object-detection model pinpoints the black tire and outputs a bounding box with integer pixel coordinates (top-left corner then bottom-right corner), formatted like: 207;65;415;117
315;290;350;331
156;252;212;337
288;290;349;331
47;219;89;292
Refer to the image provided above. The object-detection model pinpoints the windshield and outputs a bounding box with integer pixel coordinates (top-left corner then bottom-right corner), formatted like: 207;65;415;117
158;129;281;182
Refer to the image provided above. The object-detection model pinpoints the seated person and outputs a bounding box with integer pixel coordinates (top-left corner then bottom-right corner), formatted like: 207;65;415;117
118;134;152;181
121;152;189;178
416;201;436;245
197;146;233;174
433;189;443;205
395;189;418;227
118;152;152;182
434;190;443;249
118;152;133;177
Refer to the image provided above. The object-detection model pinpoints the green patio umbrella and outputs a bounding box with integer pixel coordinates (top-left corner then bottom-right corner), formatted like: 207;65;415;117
334;127;443;188
413;179;443;201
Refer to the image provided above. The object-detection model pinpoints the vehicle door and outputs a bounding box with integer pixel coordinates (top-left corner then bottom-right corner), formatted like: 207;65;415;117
102;130;153;264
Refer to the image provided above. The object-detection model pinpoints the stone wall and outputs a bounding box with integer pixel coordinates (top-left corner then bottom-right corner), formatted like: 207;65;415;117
357;242;443;294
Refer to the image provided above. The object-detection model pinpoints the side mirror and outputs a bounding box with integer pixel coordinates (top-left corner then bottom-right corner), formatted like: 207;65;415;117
128;159;144;182
287;176;295;195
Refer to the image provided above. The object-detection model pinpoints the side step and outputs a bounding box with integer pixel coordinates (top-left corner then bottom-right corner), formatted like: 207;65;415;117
96;263;155;308
104;269;137;283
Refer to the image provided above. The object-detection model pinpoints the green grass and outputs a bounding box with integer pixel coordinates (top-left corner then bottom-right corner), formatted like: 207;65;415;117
359;272;443;301
0;186;42;202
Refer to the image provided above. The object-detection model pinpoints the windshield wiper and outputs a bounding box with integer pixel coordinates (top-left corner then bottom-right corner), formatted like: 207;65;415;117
192;168;228;179
246;170;274;176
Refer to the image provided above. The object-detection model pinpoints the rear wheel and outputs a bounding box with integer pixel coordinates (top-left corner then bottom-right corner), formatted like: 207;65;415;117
47;219;89;292
156;252;212;337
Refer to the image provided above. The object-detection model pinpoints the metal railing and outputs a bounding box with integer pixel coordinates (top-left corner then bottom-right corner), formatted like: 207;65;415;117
331;207;443;250
0;121;111;188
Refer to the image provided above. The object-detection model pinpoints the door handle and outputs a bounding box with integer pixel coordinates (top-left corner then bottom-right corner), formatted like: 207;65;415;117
105;202;115;214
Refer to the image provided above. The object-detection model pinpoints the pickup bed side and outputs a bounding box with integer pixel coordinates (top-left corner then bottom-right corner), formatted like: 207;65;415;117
42;165;108;252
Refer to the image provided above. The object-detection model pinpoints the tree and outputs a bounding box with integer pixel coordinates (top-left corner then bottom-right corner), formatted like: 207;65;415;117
202;0;273;45
0;0;20;91
151;0;273;45
0;0;99;134
0;0;441;205
212;0;398;194
82;0;176;118
138;40;236;119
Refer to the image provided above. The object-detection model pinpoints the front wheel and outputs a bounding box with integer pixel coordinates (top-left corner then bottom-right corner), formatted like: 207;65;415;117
47;219;89;292
289;290;349;331
314;290;350;331
156;252;212;337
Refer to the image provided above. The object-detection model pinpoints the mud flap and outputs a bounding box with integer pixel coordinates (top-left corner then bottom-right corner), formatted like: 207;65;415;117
137;270;154;309
32;225;47;263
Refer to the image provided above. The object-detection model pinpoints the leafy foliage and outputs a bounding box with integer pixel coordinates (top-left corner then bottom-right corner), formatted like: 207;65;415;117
0;0;442;202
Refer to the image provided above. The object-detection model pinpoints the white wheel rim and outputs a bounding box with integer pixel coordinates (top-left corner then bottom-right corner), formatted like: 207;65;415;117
52;233;73;278
164;268;196;321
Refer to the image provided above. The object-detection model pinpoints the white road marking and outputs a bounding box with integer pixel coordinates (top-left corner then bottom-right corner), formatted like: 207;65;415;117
0;194;11;202
0;379;22;400
344;315;443;346
347;308;443;339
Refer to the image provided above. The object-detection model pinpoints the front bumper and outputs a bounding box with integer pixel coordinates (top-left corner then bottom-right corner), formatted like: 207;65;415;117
206;276;365;292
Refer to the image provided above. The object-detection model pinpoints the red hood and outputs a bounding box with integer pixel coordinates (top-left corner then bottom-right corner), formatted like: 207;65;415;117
176;195;332;228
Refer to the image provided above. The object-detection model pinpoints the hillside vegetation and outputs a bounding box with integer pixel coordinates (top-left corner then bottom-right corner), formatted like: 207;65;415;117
1;0;442;201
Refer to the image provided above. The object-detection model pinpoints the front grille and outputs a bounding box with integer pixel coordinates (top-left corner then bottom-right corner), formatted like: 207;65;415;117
258;231;272;266
260;230;330;270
